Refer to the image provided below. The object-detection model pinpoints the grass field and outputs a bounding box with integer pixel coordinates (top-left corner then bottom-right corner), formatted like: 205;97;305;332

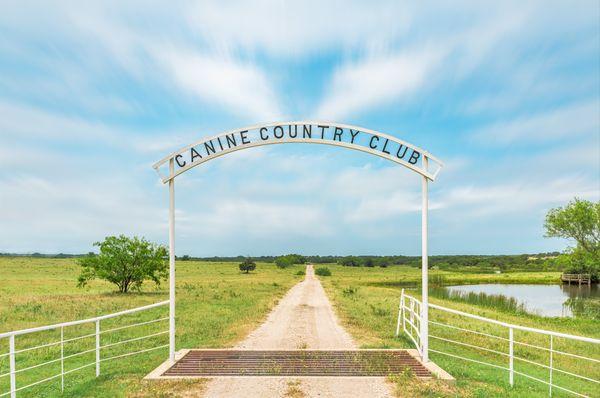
1;258;598;397
318;264;600;398
0;257;302;397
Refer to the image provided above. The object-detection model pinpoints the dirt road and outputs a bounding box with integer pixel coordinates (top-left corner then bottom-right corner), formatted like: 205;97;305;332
203;264;392;397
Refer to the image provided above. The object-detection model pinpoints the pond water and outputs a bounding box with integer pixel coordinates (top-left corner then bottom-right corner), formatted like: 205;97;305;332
446;283;599;317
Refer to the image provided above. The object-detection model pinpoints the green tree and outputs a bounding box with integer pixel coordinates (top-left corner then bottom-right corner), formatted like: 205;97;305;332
339;256;361;267
554;248;599;281
545;198;600;254
275;256;293;268
287;254;307;264
545;198;600;281
239;257;256;273
377;257;390;268
274;254;306;268
77;235;168;293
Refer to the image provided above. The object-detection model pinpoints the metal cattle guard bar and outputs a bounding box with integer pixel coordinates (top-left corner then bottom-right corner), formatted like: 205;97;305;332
152;121;444;363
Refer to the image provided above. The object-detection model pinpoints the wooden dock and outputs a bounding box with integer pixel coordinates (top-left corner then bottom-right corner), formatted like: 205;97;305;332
561;273;592;286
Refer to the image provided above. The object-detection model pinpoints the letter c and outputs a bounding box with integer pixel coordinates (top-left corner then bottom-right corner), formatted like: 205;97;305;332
260;127;269;140
175;154;186;167
369;135;380;149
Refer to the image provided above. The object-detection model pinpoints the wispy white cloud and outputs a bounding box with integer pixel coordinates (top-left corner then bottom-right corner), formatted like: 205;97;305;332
0;100;202;156
161;48;282;120
0;2;284;122
470;100;600;145
0;101;117;143
178;199;333;239
0;174;166;253
439;176;598;218
316;46;446;119
187;0;412;58
313;1;599;120
313;9;525;119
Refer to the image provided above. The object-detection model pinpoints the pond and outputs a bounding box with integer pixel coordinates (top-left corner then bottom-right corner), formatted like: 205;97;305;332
445;283;600;317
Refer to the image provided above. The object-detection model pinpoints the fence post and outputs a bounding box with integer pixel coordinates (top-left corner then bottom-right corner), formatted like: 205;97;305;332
402;297;407;335
95;320;100;377
509;327;514;387
410;299;415;330
60;326;64;392
9;335;16;398
395;289;404;337
549;335;553;397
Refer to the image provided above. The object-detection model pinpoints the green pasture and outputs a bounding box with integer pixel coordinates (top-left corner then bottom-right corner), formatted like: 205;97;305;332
318;264;600;397
1;258;598;397
0;257;301;397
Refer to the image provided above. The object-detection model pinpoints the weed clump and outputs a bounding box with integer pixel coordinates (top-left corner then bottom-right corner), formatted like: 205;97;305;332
429;287;527;314
315;267;332;276
342;286;358;295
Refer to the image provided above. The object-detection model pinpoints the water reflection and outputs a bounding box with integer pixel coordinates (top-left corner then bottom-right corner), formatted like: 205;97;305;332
445;284;599;318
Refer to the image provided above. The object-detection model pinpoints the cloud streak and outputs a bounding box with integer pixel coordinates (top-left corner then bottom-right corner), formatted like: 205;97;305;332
471;100;600;145
162;48;282;120
316;47;446;119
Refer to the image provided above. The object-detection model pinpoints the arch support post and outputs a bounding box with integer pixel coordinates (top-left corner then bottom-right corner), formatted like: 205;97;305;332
420;157;429;362
168;158;176;362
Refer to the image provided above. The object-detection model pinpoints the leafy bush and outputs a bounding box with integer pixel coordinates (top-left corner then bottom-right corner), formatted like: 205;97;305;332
295;269;306;276
315;267;331;276
239;257;256;274
275;257;293;268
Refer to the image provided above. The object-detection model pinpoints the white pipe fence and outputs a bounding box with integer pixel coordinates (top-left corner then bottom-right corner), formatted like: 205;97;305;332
396;291;600;397
0;300;169;397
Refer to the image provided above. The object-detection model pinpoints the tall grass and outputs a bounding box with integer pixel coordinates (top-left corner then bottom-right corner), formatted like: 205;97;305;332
565;297;600;319
429;287;528;314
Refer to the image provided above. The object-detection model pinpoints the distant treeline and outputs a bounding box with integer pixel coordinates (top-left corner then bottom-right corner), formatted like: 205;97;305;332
180;252;563;271
0;252;564;271
0;252;83;258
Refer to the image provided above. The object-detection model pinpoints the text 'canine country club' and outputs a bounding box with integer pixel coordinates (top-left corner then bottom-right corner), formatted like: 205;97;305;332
172;123;422;170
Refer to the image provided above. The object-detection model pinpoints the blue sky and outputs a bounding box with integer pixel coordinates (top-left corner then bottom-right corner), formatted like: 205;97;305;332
1;1;598;256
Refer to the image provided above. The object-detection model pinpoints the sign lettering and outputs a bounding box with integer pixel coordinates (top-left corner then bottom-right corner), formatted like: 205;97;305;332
153;122;440;183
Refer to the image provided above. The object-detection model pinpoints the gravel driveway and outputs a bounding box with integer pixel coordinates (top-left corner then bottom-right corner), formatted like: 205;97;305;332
203;264;392;397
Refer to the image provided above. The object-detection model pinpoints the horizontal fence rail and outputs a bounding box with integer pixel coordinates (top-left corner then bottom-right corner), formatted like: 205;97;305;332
0;301;169;397
396;291;600;398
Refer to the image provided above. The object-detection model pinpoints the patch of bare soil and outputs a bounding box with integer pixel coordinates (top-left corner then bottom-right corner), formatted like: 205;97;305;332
128;379;208;397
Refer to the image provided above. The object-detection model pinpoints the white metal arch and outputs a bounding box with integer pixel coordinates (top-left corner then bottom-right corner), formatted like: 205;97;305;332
153;121;443;182
154;121;443;365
